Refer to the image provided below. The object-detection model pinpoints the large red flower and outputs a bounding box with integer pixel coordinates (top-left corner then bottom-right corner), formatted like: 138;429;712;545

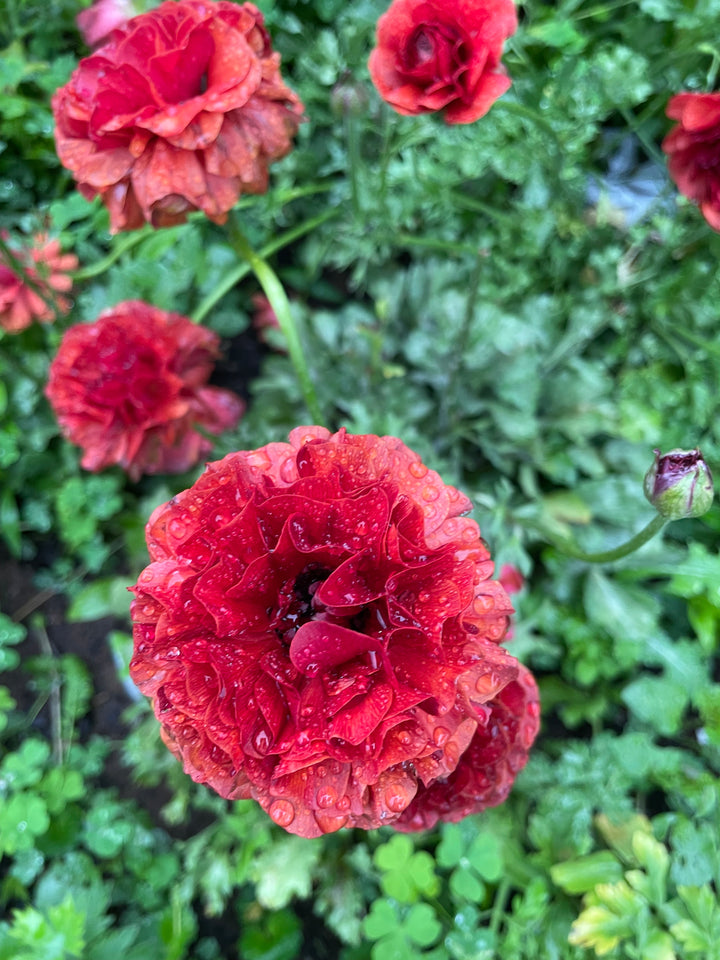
368;0;517;124
53;0;304;232
663;92;720;232
0;234;78;334
45;301;244;480
129;427;538;837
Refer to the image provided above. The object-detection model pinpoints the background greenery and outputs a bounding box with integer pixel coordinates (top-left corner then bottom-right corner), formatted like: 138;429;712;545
1;0;720;957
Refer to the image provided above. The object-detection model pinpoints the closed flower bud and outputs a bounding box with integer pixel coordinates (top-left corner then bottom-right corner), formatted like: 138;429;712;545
643;448;714;520
331;80;369;117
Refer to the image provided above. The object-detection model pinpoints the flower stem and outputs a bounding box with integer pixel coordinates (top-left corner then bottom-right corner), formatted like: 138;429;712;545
192;207;339;325
72;227;152;281
227;217;323;425
551;513;668;564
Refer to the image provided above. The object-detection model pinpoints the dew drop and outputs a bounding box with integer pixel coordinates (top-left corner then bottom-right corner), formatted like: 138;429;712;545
385;789;409;813
409;462;428;479
139;569;153;583
269;798;295;827
316;785;337;809
422;485;439;502
254;728;270;755
433;726;450;747
475;674;497;696
354;521;368;536
316;764;327;779
168;518;187;539
165;646;181;659
398;731;411;745
336;795;351;812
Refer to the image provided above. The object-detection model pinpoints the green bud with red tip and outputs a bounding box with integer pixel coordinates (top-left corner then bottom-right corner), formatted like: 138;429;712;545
643;448;714;520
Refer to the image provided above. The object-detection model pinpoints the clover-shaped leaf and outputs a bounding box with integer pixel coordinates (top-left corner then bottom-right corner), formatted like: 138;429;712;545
374;834;440;903
364;899;441;960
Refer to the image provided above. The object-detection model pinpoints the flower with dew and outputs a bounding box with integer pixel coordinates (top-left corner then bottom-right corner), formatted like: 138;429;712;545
368;0;517;125
45;300;244;480
129;426;539;837
53;0;304;232
0;234;78;334
663;92;720;232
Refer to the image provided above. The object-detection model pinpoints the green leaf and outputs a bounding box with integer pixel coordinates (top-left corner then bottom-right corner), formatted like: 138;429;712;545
405;904;441;947
364;900;399;941
551;852;624;895
67;578;131;622
252;835;320;909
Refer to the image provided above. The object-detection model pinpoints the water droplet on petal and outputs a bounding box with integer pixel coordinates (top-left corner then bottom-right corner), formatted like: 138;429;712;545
168;518;187;539
385;788;409;813
316;786;337;809
433;726;450;747
409;462;428;479
336;796;351;812
422;485;439;502
269;798;295;827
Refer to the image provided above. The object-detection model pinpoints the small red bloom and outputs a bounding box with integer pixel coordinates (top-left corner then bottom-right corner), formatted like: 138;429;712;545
663;92;720;231
395;663;540;831
53;1;304;232
45;301;244;480
368;0;517;124
129;427;538;837
77;0;139;48
0;234;78;334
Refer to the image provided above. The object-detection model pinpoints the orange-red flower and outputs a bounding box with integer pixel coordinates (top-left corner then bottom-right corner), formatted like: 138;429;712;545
53;0;304;232
0;234;78;334
368;0;517;124
129;426;538;837
45;301;244;480
663;93;720;231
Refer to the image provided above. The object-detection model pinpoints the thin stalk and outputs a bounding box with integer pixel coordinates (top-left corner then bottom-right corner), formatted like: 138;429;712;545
490;878;512;939
227;217;323;424
551;514;668;564
344;111;362;217
72;228;152;281
34;619;63;764
191;207;339;324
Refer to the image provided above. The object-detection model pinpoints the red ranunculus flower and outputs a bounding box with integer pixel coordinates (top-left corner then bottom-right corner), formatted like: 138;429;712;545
0;234;78;334
395;663;539;831
663;92;720;231
53;1;304;232
45;301;244;480
368;0;517;124
129;426;538;837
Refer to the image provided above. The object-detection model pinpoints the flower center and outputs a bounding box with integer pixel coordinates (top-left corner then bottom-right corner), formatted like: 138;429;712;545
273;564;331;644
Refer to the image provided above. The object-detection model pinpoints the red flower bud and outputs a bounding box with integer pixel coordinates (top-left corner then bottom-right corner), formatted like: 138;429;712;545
643;448;714;520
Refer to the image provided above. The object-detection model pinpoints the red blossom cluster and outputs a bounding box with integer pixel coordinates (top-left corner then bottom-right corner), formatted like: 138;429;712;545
130;428;539;837
368;0;518;124
45;301;244;480
53;0;304;232
0;234;78;334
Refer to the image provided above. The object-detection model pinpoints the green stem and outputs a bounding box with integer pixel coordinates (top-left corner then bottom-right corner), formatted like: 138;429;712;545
72;227;152;281
345;111;362;217
490;878;511;939
551;514;668;564
227;217;323;425
192;207;339;324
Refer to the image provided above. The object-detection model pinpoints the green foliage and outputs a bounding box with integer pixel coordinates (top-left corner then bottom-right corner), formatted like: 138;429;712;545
2;0;720;957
